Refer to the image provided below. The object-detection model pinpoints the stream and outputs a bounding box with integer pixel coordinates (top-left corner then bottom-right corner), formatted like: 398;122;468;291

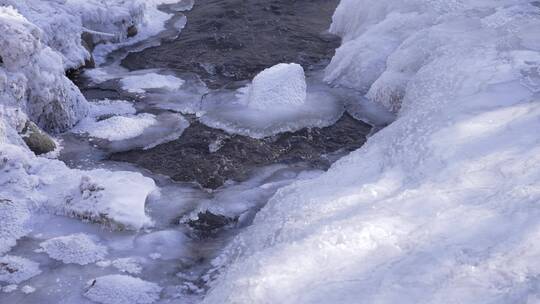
2;1;392;303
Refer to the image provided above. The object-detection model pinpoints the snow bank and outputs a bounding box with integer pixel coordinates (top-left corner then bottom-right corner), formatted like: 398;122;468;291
202;1;540;303
84;274;162;304
200;63;344;138
40;233;107;265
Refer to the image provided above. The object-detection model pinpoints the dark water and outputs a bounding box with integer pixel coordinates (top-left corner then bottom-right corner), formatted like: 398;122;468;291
122;0;341;88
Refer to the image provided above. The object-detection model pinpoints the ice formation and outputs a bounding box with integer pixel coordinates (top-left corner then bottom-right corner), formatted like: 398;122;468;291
202;1;540;303
243;63;307;110
120;73;185;94
75;113;157;141
0;255;41;284
84;274;162;304
39;233;108;265
200;63;344;138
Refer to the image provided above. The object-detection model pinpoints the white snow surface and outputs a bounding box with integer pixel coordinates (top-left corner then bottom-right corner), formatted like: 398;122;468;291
40;233;108;265
202;1;540;303
84;274;162;304
75;113;157;141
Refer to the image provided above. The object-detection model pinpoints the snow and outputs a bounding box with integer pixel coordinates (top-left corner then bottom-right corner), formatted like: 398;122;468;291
201;1;540;303
120;73;185;94
199;64;344;138
39;233;108;265
20;285;36;294
84;274;162;304
111;258;143;274
0;255;41;284
0;199;31;254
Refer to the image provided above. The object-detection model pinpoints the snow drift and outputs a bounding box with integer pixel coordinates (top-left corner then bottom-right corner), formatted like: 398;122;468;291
202;1;540;303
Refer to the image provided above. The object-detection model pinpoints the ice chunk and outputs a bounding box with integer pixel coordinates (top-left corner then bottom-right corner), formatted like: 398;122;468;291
243;63;307;110
0;256;41;284
120;73;185;94
111;258;143;274
84;274;162;304
199;64;344;138
20;285;35;294
40;233;108;265
74;113;157;141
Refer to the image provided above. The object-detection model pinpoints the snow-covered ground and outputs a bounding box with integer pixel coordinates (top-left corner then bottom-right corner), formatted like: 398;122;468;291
201;1;540;303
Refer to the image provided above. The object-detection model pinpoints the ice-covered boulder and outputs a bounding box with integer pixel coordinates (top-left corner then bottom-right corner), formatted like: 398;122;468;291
0;6;88;133
244;63;307;110
200;63;344;138
40;234;108;265
84;274;162;304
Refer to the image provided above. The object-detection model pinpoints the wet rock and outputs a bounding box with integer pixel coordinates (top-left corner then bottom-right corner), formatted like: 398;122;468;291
20;121;56;155
110;114;371;189
127;25;138;38
122;0;341;88
185;211;236;237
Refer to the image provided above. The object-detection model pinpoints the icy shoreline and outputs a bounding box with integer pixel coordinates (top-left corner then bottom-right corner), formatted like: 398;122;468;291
202;1;540;303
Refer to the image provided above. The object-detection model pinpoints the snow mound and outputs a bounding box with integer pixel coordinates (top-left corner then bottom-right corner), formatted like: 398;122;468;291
245;63;307;110
40;233;107;265
120;73;185;94
0;199;31;254
84;274;162;304
200;64;344;138
201;1;540;303
0;255;41;284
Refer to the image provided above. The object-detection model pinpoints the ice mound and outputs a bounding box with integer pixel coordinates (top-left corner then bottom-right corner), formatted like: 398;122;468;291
0;144;157;230
84;274;162;304
120;73;185;94
0;255;41;284
200;63;344;138
244;63;307;110
0;199;31;254
39;233;107;265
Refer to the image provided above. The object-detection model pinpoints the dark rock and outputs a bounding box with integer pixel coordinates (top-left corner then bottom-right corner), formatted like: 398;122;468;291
21;121;57;155
121;0;341;88
110;114;371;189
185;211;236;237
127;25;138;38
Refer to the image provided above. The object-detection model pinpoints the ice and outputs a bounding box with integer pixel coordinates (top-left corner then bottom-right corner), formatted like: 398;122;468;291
120;73;185;94
199;64;345;138
39;233;108;265
111;257;143;274
75;113;157;141
0;6;88;133
20;285;35;294
0;256;41;284
0;144;157;230
244;63;307;110
0;199;31;254
201;1;540;303
84;274;162;304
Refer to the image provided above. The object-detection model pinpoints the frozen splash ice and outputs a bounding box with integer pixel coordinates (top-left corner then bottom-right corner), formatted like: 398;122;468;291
199;63;345;138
